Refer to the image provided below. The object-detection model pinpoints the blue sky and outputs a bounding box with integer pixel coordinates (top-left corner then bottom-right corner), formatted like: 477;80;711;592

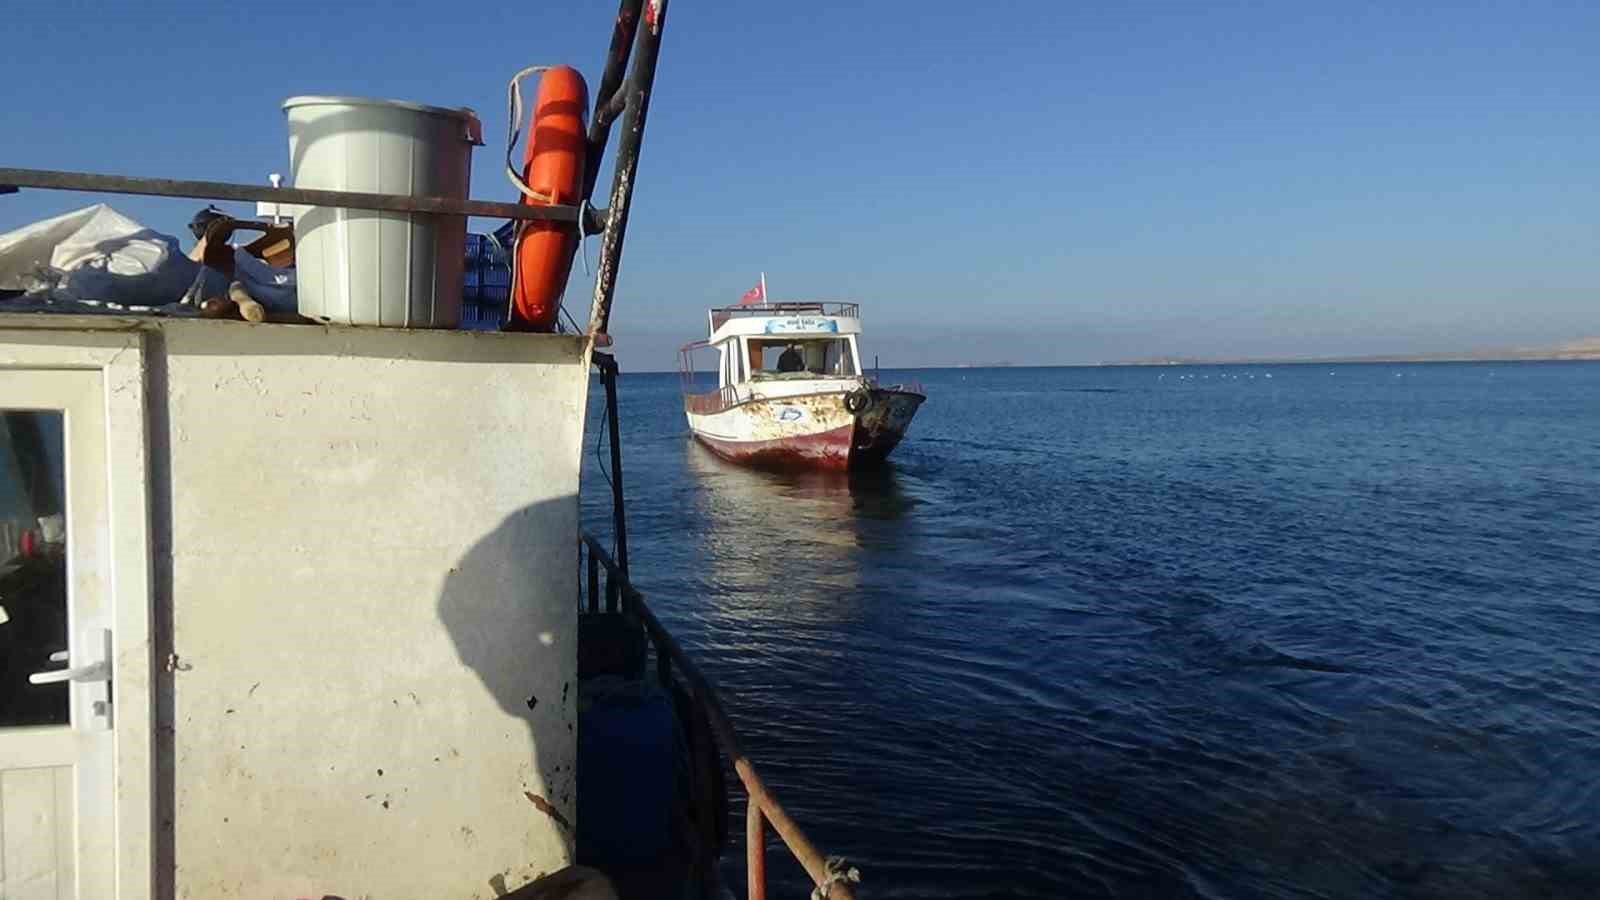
2;1;1595;368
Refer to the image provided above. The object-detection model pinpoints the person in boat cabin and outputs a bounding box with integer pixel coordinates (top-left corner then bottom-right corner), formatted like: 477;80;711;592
777;343;806;373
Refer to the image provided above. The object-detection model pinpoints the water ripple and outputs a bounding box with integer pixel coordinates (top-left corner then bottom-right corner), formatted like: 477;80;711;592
585;361;1600;899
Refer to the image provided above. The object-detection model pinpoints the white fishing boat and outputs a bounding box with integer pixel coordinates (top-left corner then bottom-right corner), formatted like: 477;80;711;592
679;289;925;469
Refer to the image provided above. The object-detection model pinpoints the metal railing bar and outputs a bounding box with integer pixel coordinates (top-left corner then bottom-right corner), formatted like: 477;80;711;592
0;167;579;223
747;801;767;900
586;550;600;615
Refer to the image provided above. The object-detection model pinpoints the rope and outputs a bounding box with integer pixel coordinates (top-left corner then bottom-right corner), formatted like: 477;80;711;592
592;391;618;561
484;228;509;267
501;219;522;328
809;857;861;900
504;64;556;204
559;301;584;335
503;65;552;329
576;198;593;277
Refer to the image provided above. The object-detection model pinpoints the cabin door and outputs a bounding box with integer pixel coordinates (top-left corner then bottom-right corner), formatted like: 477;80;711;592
0;371;115;900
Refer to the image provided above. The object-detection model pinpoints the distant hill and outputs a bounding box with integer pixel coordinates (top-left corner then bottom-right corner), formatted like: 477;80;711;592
1111;337;1600;366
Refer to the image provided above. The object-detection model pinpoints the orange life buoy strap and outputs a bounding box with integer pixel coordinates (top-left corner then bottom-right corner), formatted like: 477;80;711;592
504;64;558;205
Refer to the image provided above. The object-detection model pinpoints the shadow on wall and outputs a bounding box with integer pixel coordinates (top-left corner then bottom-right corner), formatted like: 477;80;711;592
435;497;581;891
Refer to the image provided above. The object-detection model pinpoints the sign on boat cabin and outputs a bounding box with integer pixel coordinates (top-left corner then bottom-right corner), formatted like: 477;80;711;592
762;315;839;335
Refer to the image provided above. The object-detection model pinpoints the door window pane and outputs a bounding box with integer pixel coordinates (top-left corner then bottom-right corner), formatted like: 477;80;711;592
1;411;68;727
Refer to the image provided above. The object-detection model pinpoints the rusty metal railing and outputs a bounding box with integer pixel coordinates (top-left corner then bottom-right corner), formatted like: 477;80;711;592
682;384;746;415
578;532;859;900
708;301;861;331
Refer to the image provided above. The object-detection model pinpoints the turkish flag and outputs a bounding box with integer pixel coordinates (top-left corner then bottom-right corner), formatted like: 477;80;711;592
738;280;765;305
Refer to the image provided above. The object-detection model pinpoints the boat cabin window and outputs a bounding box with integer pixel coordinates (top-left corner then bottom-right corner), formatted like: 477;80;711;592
745;338;857;380
715;342;750;389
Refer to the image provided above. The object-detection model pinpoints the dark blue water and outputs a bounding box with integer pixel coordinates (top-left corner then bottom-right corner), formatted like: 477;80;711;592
583;361;1600;899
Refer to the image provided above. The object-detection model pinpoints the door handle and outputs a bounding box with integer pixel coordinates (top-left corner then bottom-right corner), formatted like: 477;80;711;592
29;660;110;685
28;625;113;730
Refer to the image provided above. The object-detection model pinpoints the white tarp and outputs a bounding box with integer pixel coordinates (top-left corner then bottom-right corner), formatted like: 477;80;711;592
0;204;293;310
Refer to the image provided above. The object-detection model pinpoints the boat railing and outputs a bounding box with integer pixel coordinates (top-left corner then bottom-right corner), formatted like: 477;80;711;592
578;532;860;900
709;301;860;331
682;384;744;415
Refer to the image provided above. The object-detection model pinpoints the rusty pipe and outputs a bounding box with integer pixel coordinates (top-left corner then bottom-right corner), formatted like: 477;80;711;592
747;800;767;900
731;756;854;899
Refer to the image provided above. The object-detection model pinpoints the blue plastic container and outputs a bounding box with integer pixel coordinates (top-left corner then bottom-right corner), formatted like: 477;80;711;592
576;684;679;868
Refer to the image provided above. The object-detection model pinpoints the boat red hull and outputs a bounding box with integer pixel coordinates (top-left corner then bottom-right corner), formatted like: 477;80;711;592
693;422;855;470
691;387;925;470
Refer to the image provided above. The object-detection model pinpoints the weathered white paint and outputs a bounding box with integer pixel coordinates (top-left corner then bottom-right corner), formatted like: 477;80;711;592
0;766;74;900
158;322;589;899
0;316;592;899
0;365;118;900
684;388;855;444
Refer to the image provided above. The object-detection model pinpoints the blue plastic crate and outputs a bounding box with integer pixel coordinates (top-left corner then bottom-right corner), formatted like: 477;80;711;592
460;302;505;331
459;230;515;331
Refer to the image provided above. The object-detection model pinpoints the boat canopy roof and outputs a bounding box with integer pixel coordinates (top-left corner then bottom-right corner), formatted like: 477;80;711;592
703;301;862;344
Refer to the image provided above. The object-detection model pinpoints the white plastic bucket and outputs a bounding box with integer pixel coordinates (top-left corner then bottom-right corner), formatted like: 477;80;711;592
283;96;484;328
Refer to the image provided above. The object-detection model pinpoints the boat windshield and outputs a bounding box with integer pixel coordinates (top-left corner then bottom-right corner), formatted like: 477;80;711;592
747;338;857;380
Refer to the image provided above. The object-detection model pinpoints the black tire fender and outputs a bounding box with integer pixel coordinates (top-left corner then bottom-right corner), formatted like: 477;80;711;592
844;388;871;414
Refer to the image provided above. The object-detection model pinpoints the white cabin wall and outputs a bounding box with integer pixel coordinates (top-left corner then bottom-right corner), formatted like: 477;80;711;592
153;322;590;899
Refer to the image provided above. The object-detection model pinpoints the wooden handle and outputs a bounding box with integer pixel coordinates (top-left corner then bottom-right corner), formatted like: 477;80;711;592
227;282;266;323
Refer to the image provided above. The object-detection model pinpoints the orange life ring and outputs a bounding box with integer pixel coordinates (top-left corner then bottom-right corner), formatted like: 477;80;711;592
509;65;588;332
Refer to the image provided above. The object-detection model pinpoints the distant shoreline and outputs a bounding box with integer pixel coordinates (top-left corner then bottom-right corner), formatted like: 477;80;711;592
624;338;1600;374
631;355;1600;375
1107;337;1600;367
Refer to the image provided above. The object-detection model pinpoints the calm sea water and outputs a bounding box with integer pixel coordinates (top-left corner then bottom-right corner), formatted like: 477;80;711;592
582;361;1600;899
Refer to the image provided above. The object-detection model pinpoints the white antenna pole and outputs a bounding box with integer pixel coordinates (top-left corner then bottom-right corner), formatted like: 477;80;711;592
760;272;768;304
